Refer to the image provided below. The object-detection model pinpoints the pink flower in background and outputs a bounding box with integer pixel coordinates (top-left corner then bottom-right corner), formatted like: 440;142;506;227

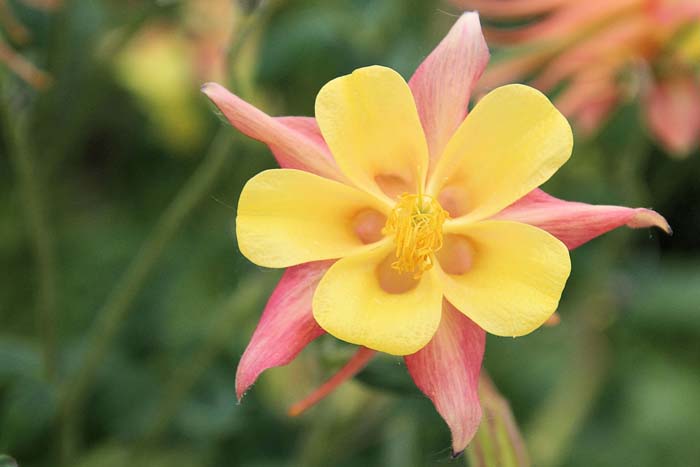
203;13;670;455
454;0;700;156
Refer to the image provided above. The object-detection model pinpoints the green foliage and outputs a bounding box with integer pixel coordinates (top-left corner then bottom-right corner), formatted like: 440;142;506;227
0;1;698;467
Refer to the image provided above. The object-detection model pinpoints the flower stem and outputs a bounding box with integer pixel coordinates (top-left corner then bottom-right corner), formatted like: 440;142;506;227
58;128;234;463
1;82;58;381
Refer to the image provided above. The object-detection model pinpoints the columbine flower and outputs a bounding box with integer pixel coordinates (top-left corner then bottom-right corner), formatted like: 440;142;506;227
454;0;700;156
203;13;670;454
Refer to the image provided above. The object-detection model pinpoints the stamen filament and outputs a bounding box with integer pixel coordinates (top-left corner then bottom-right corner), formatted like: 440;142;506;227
383;193;448;278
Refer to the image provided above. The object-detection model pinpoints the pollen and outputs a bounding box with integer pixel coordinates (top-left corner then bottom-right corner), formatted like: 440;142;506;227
382;193;449;278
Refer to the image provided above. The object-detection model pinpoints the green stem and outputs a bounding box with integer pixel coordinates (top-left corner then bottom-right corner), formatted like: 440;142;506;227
294;393;392;467
1;81;58;381
140;273;274;444
225;5;268;90
58;128;234;463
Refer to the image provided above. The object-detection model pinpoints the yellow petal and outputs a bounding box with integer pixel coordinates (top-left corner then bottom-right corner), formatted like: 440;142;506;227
315;65;429;202
237;169;386;268
312;246;444;355
428;84;573;222
441;220;571;337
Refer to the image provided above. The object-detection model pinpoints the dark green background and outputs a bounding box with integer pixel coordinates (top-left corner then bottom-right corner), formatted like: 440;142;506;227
1;1;698;466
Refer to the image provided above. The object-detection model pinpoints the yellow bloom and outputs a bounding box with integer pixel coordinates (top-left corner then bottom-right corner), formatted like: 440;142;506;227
204;13;669;454
235;66;573;356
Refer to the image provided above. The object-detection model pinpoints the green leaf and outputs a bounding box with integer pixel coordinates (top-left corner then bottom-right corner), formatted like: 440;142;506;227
0;338;42;382
73;444;202;467
0;455;18;467
0;378;56;453
466;375;529;467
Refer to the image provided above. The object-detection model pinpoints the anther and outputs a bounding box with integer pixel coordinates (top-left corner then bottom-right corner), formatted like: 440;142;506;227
382;194;448;278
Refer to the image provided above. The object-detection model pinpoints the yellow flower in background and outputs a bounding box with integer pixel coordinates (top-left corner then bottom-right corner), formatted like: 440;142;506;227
112;0;238;153
115;25;205;152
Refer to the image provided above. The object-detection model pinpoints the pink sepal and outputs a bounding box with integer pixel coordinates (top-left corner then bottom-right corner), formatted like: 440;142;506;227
494;189;671;250
273;116;334;170
408;12;489;169
235;260;332;400
405;302;486;456
201;82;341;179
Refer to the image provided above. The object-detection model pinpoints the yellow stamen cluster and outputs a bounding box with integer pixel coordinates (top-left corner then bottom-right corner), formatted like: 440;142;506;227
383;193;448;278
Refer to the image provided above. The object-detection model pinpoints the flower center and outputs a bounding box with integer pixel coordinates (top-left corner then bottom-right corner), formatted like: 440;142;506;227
382;193;448;278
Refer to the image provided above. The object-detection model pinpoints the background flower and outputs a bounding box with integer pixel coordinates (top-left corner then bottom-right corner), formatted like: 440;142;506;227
454;0;700;156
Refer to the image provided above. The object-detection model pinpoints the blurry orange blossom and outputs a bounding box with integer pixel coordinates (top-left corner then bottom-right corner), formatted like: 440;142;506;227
454;0;700;156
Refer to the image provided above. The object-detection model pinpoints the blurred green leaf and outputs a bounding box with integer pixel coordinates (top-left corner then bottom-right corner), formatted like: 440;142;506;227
0;1;699;466
524;323;609;467
0;339;42;382
624;257;700;332
73;444;201;467
0;377;56;452
0;455;18;467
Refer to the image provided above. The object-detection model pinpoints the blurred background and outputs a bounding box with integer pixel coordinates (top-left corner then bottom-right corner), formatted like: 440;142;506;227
0;1;698;466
